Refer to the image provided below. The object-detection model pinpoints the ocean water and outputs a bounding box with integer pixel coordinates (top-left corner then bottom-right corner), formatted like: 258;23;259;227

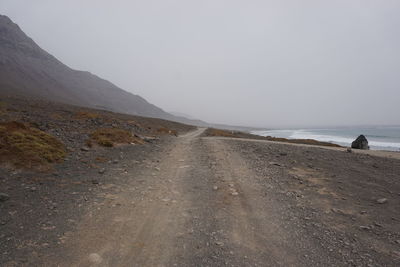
252;126;400;151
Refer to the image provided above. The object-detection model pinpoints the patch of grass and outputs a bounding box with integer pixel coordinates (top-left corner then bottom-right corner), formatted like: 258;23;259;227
156;127;178;136
50;113;65;120
204;128;342;148
74;111;100;120
265;136;341;147
0;101;7;115
206;128;236;138
88;128;144;147
0;121;66;169
95;156;107;163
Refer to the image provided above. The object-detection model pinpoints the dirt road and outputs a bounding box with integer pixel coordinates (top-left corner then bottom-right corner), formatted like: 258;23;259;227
45;128;400;266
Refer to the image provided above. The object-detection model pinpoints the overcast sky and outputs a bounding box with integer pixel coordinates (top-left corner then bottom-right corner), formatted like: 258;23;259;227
1;0;400;127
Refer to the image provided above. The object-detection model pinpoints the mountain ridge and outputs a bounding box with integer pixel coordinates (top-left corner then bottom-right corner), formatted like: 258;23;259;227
0;14;178;121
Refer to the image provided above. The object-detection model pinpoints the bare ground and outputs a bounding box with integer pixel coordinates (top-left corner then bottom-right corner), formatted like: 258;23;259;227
2;128;400;266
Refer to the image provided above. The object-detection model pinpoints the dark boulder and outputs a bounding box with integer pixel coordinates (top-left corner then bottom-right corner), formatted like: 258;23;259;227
351;135;369;150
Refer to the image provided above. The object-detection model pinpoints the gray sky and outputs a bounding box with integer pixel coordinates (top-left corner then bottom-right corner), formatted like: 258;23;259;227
1;0;400;127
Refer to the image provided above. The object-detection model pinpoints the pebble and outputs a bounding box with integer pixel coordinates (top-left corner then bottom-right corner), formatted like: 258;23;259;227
269;162;282;167
215;241;224;246
88;253;103;264
98;168;106;174
376;198;388;204
80;147;90;152
213;186;218;191
179;165;190;169
0;193;10;202
331;208;344;214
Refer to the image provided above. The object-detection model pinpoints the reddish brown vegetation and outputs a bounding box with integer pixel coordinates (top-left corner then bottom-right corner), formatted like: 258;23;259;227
87;128;144;147
0;121;66;169
204;128;342;148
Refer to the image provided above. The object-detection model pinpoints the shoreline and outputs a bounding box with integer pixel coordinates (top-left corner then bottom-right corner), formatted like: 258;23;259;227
204;136;400;161
252;128;400;152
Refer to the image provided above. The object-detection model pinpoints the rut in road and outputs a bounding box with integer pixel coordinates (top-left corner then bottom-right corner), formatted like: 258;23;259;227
54;128;330;266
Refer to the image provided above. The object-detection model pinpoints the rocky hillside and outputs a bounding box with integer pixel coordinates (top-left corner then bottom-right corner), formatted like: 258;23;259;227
0;15;178;120
0;96;195;170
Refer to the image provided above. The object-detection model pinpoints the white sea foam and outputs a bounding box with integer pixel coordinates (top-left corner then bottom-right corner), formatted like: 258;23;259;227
252;129;400;151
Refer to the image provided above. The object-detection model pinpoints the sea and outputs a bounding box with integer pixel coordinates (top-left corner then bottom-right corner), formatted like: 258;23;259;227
252;126;400;151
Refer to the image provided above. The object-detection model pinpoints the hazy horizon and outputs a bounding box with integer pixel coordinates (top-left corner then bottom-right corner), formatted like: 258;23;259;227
1;1;400;128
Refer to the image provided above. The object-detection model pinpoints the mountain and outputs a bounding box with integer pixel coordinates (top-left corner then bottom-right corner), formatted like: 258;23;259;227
169;111;198;121
0;15;180;121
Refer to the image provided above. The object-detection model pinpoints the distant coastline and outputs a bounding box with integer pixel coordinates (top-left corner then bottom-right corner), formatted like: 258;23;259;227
252;126;400;151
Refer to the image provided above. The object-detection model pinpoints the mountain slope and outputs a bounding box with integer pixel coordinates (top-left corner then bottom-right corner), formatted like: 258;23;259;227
0;15;175;120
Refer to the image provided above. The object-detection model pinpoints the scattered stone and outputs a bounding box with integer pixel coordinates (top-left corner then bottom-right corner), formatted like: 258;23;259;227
213;186;218;191
280;152;288;156
92;179;99;185
331;208;344;214
360;211;367;215
351;135;369;150
376;198;388;204
269;162;282;167
359;226;370;231
80;147;90;152
395;240;400;245
113;159;119;164
374;222;383;227
231;191;239;196
0;193;10;202
143;136;159;142
88;253;103;264
98;168;106;174
346;148;352;153
179;165;190;169
215;241;224;247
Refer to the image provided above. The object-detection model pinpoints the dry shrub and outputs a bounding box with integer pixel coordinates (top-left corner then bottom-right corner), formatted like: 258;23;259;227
0;101;6;115
0;121;66;169
74;111;100;120
50;113;64;120
95;156;107;163
88;128;144;147
207;128;236;138
156;127;178;136
265;136;341;147
205;128;341;148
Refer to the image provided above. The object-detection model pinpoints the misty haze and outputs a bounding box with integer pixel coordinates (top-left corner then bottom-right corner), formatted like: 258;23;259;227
1;1;400;266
